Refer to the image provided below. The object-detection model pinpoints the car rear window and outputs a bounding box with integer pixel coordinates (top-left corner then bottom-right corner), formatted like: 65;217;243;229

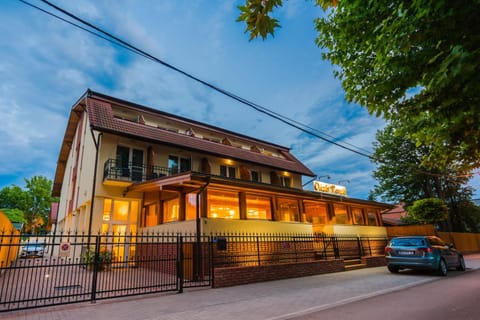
390;238;426;246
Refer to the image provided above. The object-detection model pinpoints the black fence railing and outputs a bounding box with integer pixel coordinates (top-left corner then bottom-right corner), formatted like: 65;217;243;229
0;231;387;312
211;233;388;268
0;231;211;312
103;159;187;183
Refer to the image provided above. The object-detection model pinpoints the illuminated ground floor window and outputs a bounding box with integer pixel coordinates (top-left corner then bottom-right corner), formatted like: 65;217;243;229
277;197;300;222
207;190;240;219
304;201;328;224
352;207;365;225
246;195;272;220
163;197;179;223
333;204;348;224
367;210;379;225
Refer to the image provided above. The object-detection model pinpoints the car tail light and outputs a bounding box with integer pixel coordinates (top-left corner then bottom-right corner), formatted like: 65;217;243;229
385;247;393;254
418;248;433;254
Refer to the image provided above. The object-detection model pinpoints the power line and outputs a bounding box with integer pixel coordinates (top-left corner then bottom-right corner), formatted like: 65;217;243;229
19;0;375;160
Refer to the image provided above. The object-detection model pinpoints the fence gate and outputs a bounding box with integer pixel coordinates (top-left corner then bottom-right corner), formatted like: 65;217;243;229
0;232;212;312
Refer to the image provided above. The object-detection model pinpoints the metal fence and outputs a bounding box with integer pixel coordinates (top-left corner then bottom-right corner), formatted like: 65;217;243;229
1;231;387;312
211;233;388;268
0;232;212;312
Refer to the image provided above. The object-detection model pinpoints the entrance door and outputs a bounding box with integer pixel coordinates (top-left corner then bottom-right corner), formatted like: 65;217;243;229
102;199;139;266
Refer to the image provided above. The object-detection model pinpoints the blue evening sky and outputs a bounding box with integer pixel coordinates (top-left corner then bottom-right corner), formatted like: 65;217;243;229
0;0;478;201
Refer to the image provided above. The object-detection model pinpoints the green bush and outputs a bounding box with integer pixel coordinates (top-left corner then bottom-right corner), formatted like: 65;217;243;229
82;247;112;271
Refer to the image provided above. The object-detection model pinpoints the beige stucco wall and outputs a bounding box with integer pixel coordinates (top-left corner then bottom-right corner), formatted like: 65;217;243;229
139;218;313;236
56;114;102;233
201;218;313;235
97;133;303;190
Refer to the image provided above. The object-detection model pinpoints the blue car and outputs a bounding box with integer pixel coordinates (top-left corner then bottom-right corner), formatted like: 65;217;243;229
385;236;465;276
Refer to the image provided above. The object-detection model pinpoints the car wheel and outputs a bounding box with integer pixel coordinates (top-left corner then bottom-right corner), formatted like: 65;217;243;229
438;258;447;276
388;265;399;273
456;256;466;271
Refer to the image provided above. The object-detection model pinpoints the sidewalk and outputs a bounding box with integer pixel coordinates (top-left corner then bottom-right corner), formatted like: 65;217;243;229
4;254;480;320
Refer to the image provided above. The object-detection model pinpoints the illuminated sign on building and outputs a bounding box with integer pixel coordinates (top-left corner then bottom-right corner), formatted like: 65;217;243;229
313;181;347;196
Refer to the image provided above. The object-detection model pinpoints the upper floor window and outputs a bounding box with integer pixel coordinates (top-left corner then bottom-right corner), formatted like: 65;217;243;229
168;155;191;174
280;176;291;187
251;170;260;182
116;146;144;181
220;165;236;178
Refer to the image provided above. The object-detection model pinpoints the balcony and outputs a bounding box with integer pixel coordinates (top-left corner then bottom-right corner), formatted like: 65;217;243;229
103;159;177;187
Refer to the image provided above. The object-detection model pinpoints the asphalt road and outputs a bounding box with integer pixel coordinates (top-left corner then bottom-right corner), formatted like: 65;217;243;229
291;269;480;320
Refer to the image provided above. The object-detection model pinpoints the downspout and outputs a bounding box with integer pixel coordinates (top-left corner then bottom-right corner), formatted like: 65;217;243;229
84;93;103;246
194;177;210;280
87;130;102;243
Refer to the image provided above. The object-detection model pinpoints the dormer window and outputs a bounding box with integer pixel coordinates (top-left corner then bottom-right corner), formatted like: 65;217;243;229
251;171;260;182
186;128;196;137
280;176;291;188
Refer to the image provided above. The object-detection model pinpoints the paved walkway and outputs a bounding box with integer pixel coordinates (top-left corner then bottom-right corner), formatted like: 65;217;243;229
4;254;480;320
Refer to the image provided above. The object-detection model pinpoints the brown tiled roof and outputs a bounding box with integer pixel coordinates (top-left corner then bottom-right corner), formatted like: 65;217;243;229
86;93;315;176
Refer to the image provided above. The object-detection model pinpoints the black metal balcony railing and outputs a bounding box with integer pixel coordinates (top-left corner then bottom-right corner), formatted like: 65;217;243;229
103;159;300;188
103;159;183;183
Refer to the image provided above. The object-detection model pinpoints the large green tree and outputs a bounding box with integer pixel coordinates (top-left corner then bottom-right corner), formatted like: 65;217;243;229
0;176;57;233
371;123;477;231
237;0;480;171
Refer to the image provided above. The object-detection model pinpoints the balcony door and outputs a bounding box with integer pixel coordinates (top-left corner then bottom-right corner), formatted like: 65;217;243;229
116;146;144;182
131;149;144;182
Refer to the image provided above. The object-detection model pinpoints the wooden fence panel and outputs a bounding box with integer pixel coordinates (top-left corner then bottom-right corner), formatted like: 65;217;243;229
386;225;435;237
438;232;480;253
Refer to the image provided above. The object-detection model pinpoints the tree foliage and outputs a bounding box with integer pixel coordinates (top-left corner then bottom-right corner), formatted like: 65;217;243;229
371;123;477;231
407;198;448;224
0;185;30;211
237;0;480;171
0;176;57;233
370;124;473;203
0;208;26;225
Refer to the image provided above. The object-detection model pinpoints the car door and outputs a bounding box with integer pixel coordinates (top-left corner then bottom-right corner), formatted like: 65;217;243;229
430;236;456;267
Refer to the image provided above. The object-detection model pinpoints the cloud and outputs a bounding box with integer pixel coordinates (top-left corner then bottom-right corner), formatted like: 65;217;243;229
1;1;475;201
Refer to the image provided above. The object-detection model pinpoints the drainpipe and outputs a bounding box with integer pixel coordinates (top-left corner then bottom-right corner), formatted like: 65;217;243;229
87;127;103;247
194;177;210;280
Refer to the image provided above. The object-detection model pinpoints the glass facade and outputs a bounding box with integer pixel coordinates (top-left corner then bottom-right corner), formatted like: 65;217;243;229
207;190;240;219
333;204;348;224
277;198;299;222
352;208;365;225
367;210;378;226
163;198;180;223
304;201;328;224
185;193;197;220
246;195;272;220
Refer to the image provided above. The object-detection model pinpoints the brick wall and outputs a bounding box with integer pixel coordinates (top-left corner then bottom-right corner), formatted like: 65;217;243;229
362;255;387;267
213;259;344;288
